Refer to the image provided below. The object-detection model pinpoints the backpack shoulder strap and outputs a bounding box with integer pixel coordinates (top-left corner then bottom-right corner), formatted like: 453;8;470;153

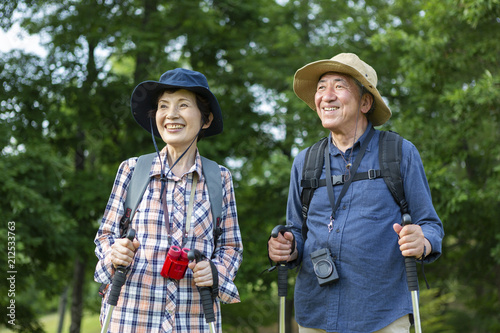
300;137;328;241
120;153;155;236
200;156;223;249
379;131;409;215
297;132;408;242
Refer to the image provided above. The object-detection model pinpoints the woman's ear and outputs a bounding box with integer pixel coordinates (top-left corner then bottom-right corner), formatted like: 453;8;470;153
202;113;214;129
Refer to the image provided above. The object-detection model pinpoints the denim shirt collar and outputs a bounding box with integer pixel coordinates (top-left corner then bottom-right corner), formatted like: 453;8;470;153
328;121;374;157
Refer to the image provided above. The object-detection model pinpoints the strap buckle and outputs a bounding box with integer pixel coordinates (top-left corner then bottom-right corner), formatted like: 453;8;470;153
301;205;309;219
301;178;319;189
332;175;344;186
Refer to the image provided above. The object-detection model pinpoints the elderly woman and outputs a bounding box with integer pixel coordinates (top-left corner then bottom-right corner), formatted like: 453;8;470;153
94;68;242;332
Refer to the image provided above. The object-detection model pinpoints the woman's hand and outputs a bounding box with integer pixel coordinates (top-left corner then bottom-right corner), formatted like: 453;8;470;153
110;237;140;268
188;260;214;287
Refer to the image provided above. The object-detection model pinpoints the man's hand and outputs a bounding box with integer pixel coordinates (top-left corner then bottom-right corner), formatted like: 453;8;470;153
268;231;298;263
111;237;140;268
188;260;214;287
393;223;431;260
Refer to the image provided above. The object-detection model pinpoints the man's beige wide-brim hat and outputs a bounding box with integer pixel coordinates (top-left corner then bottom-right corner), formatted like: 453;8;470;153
293;53;391;126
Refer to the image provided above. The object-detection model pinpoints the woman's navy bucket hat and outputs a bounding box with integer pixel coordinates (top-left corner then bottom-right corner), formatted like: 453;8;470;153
130;68;223;138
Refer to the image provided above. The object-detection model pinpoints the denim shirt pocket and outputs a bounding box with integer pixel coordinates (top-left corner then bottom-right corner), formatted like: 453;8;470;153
356;178;396;221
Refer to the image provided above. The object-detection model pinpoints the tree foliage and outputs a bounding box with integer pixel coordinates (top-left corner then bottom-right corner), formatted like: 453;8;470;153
0;0;499;332
370;1;500;330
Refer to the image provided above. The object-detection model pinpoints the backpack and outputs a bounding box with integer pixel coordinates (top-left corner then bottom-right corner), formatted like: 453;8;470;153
99;153;223;298
119;152;223;245
300;130;409;241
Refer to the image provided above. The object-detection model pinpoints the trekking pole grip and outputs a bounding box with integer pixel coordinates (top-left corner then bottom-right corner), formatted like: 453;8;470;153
402;214;419;292
188;249;216;324
108;228;136;306
271;225;295;297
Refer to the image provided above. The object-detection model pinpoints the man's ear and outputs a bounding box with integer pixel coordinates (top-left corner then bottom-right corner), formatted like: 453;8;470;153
361;93;374;114
202;113;214;129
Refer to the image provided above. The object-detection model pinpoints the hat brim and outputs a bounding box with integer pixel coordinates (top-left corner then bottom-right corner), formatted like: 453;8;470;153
293;59;391;126
130;81;223;138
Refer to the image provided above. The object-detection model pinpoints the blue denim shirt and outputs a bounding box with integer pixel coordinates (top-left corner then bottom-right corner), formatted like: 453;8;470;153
287;124;444;332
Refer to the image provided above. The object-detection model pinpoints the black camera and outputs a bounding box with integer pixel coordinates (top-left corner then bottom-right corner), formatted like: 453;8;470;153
310;248;339;286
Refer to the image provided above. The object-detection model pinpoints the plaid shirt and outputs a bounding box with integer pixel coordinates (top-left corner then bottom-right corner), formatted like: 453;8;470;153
94;147;243;332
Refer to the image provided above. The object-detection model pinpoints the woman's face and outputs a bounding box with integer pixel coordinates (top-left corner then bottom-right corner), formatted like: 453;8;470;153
155;89;212;149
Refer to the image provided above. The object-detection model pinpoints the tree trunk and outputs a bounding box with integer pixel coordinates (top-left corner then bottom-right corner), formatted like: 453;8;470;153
69;257;86;333
496;263;500;308
57;287;68;333
134;0;159;83
70;128;86;333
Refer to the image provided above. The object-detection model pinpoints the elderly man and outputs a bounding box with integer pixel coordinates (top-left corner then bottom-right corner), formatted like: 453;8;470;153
268;53;444;333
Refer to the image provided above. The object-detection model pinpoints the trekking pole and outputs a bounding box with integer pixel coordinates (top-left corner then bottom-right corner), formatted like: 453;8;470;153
188;249;217;333
402;214;422;333
271;225;295;333
101;228;136;333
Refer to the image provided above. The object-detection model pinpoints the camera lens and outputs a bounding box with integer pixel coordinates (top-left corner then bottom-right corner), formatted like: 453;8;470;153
314;259;333;278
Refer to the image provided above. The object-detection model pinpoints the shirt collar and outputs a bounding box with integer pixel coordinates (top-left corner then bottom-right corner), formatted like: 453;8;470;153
328;121;374;156
149;145;203;179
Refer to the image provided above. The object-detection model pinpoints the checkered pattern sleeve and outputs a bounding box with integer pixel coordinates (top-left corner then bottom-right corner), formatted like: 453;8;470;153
211;166;243;304
94;158;136;284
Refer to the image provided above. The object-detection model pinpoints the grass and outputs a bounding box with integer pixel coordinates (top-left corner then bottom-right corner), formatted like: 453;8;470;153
0;312;290;332
0;311;101;333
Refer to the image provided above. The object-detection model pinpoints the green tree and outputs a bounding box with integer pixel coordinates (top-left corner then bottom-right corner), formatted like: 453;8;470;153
371;0;500;330
0;49;76;332
1;0;286;331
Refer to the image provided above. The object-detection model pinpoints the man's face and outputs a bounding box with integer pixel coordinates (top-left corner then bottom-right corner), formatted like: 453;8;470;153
314;72;369;133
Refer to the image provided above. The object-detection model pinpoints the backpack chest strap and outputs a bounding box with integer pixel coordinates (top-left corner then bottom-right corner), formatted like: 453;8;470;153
301;169;382;189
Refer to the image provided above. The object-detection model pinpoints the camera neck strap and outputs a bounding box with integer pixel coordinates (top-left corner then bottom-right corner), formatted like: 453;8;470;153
325;127;375;226
162;172;199;247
